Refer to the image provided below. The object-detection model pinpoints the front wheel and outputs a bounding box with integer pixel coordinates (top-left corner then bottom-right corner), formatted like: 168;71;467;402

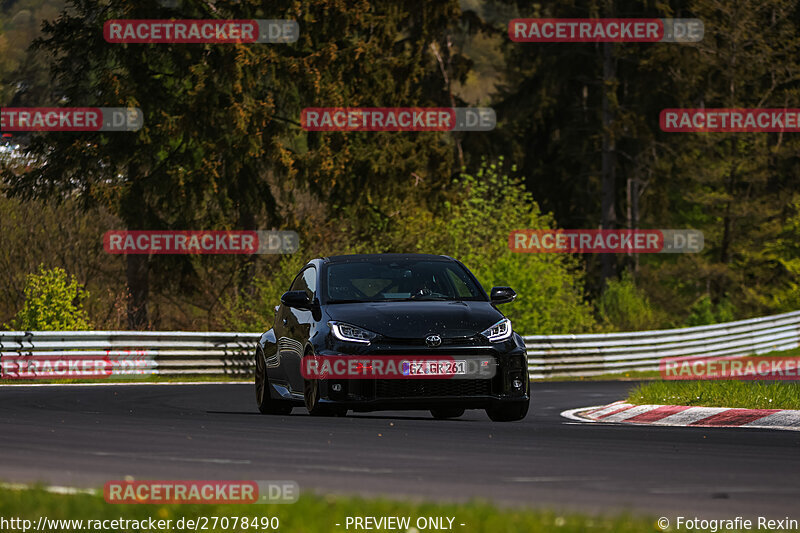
303;378;347;417
255;347;293;415
486;400;529;422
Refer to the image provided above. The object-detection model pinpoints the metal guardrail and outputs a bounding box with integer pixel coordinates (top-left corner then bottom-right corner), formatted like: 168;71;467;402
0;310;798;380
524;310;800;378
0;331;259;377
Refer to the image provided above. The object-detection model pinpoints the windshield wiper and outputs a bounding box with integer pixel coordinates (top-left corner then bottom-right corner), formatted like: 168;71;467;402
391;296;452;301
327;296;456;303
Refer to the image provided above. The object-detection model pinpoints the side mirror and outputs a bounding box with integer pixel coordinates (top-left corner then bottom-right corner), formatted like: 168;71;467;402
490;286;517;305
281;290;312;310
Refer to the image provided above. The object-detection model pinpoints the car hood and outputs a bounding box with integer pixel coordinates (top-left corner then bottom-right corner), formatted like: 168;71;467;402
324;300;505;339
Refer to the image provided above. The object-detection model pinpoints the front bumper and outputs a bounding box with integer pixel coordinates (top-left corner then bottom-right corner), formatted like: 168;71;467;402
314;333;530;410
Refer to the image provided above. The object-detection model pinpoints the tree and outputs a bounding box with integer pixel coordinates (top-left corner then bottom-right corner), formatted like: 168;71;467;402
379;157;598;334
638;0;800;318
2;0;469;329
7;265;91;330
488;0;691;291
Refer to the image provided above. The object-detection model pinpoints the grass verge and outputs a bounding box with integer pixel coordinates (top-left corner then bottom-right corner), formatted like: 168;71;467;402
0;486;662;533
628;346;800;410
628;380;800;410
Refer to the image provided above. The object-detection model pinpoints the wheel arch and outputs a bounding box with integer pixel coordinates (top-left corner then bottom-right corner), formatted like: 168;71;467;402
259;329;277;352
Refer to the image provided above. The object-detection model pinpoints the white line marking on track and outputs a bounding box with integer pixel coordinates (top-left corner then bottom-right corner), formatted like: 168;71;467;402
648;485;800;495
562;403;800;431
743;423;800;432
299;465;394;474
90;451;251;464
581;400;626;417
559;406;603;422
0;482;95;495
504;476;607;483
742;410;800;429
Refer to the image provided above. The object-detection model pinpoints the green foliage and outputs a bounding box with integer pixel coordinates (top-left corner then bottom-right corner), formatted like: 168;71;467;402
0;195;124;328
629;348;800;410
477;252;599;335
597;272;660;332
0;487;659;533
685;295;736;327
219;254;309;333
0;0;65;104
629;380;800;411
7;265;91;330
2;0;470;329
3;0;800;332
221;158;597;335
757;193;800;312
383;157;598;334
635;0;800;319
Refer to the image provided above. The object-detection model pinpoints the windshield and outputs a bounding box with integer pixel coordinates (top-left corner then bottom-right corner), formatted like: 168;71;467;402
323;260;485;303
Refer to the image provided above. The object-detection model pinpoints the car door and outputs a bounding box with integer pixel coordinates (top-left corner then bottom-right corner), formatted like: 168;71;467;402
269;274;300;388
283;265;318;393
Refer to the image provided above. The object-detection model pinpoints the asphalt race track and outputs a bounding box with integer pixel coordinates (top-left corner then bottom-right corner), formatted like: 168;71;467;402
1;382;798;518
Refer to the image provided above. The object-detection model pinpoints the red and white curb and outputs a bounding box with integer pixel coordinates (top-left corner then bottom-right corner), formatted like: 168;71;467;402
561;401;800;431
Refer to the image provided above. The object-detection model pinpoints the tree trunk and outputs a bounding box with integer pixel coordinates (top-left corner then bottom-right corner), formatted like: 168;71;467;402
237;207;258;296
126;253;149;330
600;38;617;285
627;177;640;273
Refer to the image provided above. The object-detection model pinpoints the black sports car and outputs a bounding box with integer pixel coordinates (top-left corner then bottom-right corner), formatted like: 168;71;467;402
254;253;530;421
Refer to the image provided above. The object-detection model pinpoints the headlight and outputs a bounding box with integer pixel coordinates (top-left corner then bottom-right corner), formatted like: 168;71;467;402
329;321;378;344
480;318;512;342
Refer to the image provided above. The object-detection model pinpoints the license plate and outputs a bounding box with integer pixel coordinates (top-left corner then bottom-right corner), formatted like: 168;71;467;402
403;360;467;376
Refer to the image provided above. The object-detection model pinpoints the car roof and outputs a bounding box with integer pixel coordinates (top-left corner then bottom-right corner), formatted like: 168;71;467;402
320;253;454;264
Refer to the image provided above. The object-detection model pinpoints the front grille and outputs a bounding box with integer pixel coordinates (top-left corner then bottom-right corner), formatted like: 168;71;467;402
375;378;492;398
377;336;485;348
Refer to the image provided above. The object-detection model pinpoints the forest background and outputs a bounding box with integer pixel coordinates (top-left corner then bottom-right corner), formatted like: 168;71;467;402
1;0;798;334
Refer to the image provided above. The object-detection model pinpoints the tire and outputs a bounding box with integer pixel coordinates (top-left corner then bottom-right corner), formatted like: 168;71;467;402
303;377;347;417
430;407;465;419
255;347;293;415
486;400;529;422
